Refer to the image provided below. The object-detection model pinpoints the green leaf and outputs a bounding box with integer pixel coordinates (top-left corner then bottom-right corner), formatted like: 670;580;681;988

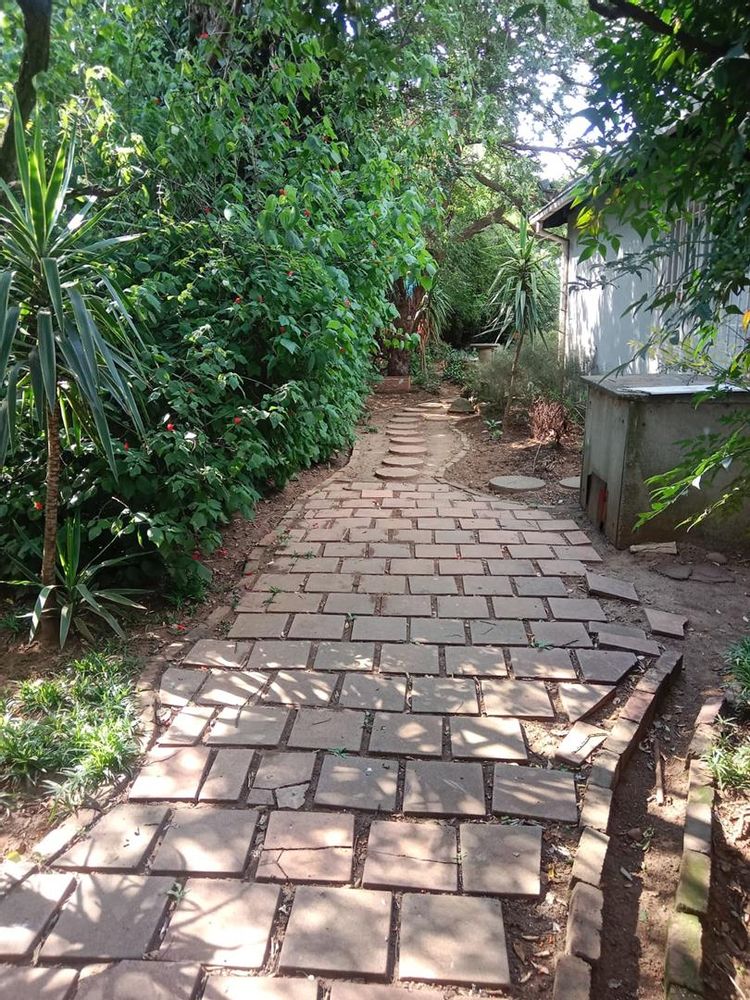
30;585;56;640
42;258;66;336
37;310;57;414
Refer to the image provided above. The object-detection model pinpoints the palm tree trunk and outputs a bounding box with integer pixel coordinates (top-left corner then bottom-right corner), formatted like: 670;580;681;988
39;399;61;641
503;330;525;426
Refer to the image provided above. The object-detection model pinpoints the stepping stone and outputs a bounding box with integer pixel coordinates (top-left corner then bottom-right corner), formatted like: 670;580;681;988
509;648;577;680
262;670;336;706
228;613;289;639
205;707;290;746
470;620;528;645
399;893;510;987
597;629;659;656
376;466;420;481
554;722;607;766
644;607;688;638
183;640;251;669
450;717;527;760
480;679;555;719
558;683;616;722
489;475;545;493
657;562;692;580
314;756;398;811
75;963;202;1000
205;978;317;1000
492;763;578;823
691;562;733;583
560;476;581;489
389;443;427;455
403;760;486;816
129;746;212;801
287;614;347;641
530;621;592;648
41;873;173;961
329;987;443;1000
339;674;407;711
247;751;316;806
447;397;474;413
490;597;545;619
159;667;207;707
200;749;255;802
0;872;75;959
576;650;638;684
0;968;79;1000
363;821;457;891
548;597;607;621
411;677;479;714
586;572;639;603
159;879;280;968
151;807;259;875
444;646;508;676
279;886;391;977
369;714;443;756
257;812;354;883
56;804;169;870
382;454;425;467
380;643;439;674
460;823;542;896
287;708;364;751
314;642;375;671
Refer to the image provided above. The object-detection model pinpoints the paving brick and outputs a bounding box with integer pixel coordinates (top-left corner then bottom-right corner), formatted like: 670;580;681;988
56;804;168;870
645;607;688;638
530;620;592;648
436;596;490;618
352;616;407;641
522;531;566;545
160;879;280;968
585;572;639;603
206;706;290;747
548;597;606;621
487;559;535;576
183;640;252;668
257;811;354;883
323;593;378;615
597;628;659;656
287;708;364;751
42;873;172;961
470;619;528;645
538;560;586;576
151;806;259;875
279;886;391;977
450;717;526;760
288;614;346;640
510;647;577;680
324;542;368;557
363;820;457;891
489;596;545;619
74;962;202;1000
461;574;513;595
492;764;578;822
389;558;437;575
403;760;485;816
381;595;432;617
481;679;554;719
580;784;612;832
0;872;74;959
360;574;407;594
559;682;616;722
314;755;398;810
685;784;714;854
288;557;340;573
249;640;312;671
438;558;484;575
408;575;458;594
508;544;554;560
620;687;657;725
159;667;206;706
571;827;609;888
341;558;386;574
330;984;443;1000
411;677;479;714
399;893;510;987
588;749;620;790
239;591;321;614
304;573;356;593
460;823;541;895
253;573;303;591
0;967;78;999
204;977;318;1000
576;649;638;684
199;749;254;802
370;543;412;558
444;646;507;676
314;642;375;671
263;670;336;706
158;704;215;746
553;955;592;999
514;576;568;597
339;674;406;711
369;713;443;756
459;544;508;558
130;746;212;801
228;613;290;638
676;849;711;916
415;544;459;557
665;912;704;994
195;669;267;706
248;751;316;806
605;717;640;758
555;722;607;766
565;881;603;963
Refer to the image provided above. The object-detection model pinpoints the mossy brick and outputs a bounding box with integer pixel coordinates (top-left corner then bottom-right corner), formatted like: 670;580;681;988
553;955;591;999
588;749;620;790
665;912;704;994
684;785;714;854
565;881;603;963
676;850;711;917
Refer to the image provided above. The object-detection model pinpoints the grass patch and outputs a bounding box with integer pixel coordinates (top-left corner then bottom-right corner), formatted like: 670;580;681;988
705;720;750;791
0;650;141;813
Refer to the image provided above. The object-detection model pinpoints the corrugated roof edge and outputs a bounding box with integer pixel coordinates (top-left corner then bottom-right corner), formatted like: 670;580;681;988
529;178;581;230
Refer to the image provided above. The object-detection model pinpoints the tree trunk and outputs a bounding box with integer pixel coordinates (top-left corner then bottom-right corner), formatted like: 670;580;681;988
0;1;53;183
39;399;61;642
503;331;525;427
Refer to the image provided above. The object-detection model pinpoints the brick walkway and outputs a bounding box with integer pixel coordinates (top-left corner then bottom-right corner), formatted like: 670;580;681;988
0;404;657;998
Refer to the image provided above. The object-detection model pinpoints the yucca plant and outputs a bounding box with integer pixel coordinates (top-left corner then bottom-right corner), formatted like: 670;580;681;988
0;103;145;642
483;219;558;426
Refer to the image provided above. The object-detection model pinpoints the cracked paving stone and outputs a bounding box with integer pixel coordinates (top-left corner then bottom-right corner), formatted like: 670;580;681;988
0;872;75;960
363;820;457;891
314;756;398;811
403;760;486;817
247;751;316;806
369;713;443;756
492;763;578;823
159;881;279;968
74;962;202;1000
450;717;527;760
278;886;391;977
150;807;259;875
55;803;169;870
257;811;354;883
460;823;542;896
480;679;555;719
398;893;510;987
529;621;592;648
287;708;364;751
157;704;215;746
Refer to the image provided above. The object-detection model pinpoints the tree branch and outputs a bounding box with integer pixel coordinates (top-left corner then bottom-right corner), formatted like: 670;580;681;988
472;171;525;214
0;0;53;183
457;206;519;242
587;0;727;60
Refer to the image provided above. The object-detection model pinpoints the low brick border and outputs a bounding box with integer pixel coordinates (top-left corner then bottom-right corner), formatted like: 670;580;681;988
552;650;684;998
663;691;726;999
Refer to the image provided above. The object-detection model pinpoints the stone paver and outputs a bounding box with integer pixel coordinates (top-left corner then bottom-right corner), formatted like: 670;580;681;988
399;893;510;986
339;674;406;711
199;749;255;802
151;807;259;875
481;679;555;718
206;706;290;746
460;823;542;895
287;708;364;751
314;642;374;671
74;962;202;1000
576;649;638;684
248;751;316;806
257;811;354;883
160;879;280;967
263;670;336;706
559;682;616;721
184;640;251;668
492;764;578;823
530;620;592;648
0;967;78;999
158;704;215;745
411;676;478;714
403;760;485;816
444;645;507;675
56;804;168;870
195;669;267;706
510;647;577;679
279;886;391;977
369;713;443;756
129;746;211;801
0;872;75;959
470;619;528;645
450;716;527;760
379;643;439;674
159;667;206;706
249;640;311;671
314;756;398;811
363;820;457;891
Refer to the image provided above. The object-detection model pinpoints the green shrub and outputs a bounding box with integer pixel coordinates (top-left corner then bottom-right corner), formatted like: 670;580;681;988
443;348;473;386
725;636;750;701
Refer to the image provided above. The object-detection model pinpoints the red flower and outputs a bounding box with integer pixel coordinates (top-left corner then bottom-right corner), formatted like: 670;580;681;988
234;295;242;303
198;31;209;39
123;441;129;451
167;423;175;431
233;416;241;425
33;500;43;511
279;188;287;196
302;208;311;218
191;550;201;561
202;206;210;215
287;270;294;277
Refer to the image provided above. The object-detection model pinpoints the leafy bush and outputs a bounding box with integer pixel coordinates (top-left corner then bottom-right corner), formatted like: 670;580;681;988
726;637;750;703
0;651;140;811
442;348;473;386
